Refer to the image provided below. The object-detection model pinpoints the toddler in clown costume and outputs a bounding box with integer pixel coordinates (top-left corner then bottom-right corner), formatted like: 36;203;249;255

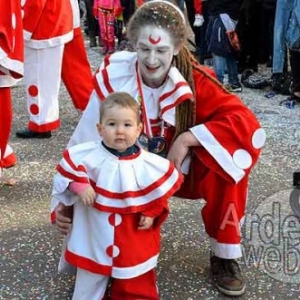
51;92;183;299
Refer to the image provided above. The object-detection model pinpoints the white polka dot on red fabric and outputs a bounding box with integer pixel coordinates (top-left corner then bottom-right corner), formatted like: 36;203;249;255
233;149;252;170
252;128;266;149
21;0;26;7
21;10;24;18
11;14;16;29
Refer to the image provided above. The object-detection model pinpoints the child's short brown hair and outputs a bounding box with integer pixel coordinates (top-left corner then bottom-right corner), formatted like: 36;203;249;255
100;92;141;124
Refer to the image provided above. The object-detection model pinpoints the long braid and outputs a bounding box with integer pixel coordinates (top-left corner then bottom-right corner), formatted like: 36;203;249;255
172;46;199;191
171;46;197;143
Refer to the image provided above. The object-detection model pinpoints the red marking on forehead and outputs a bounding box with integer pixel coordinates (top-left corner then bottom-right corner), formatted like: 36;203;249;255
149;34;161;45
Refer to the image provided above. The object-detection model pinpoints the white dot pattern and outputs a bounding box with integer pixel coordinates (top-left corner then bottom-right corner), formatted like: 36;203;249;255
233;149;252;170
21;0;26;7
11;14;16;29
252;128;266;149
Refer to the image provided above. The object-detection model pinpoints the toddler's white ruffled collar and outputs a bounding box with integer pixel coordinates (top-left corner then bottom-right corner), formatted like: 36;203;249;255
52;141;183;213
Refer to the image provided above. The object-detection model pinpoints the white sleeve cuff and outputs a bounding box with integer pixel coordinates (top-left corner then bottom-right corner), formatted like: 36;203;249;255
190;124;245;183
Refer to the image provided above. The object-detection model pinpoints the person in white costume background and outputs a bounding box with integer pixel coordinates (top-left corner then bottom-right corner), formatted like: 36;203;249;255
55;0;266;296
51;92;183;299
16;0;94;139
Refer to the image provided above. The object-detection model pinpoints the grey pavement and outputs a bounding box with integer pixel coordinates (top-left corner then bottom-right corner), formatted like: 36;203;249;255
1;35;300;299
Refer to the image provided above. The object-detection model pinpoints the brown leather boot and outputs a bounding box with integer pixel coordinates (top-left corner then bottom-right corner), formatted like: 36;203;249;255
210;254;246;296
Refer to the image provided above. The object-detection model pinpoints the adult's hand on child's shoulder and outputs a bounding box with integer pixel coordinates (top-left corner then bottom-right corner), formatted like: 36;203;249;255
55;203;73;235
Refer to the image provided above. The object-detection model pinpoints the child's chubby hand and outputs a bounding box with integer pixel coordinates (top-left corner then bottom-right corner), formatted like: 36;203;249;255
138;215;154;230
79;186;96;206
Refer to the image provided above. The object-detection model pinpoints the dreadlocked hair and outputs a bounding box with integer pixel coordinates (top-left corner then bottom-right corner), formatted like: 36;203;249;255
171;45;197;143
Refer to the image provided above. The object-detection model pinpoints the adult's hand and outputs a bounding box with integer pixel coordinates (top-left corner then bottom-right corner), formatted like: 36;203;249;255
138;215;154;230
167;131;200;171
55;203;73;235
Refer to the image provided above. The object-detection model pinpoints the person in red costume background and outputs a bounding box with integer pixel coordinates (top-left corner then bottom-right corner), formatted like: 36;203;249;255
0;0;24;182
16;0;94;139
93;0;123;54
54;0;266;297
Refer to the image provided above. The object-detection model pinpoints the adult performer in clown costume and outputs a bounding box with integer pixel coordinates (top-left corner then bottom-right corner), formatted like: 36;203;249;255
0;0;23;181
16;0;94;139
54;1;266;297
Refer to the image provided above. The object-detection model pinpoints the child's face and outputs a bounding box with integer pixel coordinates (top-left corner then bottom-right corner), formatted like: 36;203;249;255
97;105;143;152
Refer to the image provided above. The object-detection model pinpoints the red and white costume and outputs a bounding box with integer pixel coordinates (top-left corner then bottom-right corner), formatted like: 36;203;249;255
0;0;23;174
51;141;183;299
22;0;93;133
93;0;122;51
68;51;266;259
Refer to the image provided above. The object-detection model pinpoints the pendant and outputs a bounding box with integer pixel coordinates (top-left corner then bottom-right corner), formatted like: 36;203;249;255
138;134;167;157
148;136;167;158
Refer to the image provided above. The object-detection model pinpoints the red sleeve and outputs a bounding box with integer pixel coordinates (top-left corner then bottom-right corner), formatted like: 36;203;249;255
190;66;265;184
142;198;169;229
22;0;47;35
22;0;73;40
0;0;24;77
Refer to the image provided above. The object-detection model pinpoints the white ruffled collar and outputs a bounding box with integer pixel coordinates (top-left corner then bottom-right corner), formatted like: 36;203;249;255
58;141;182;212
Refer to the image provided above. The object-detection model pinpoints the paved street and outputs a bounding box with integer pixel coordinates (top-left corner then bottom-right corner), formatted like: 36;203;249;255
1;35;300;299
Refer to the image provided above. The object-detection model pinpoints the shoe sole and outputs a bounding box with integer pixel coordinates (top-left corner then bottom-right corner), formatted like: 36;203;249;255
16;133;51;139
216;283;246;296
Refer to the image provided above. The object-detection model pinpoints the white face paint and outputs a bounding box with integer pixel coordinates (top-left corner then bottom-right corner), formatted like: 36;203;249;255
136;26;179;88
